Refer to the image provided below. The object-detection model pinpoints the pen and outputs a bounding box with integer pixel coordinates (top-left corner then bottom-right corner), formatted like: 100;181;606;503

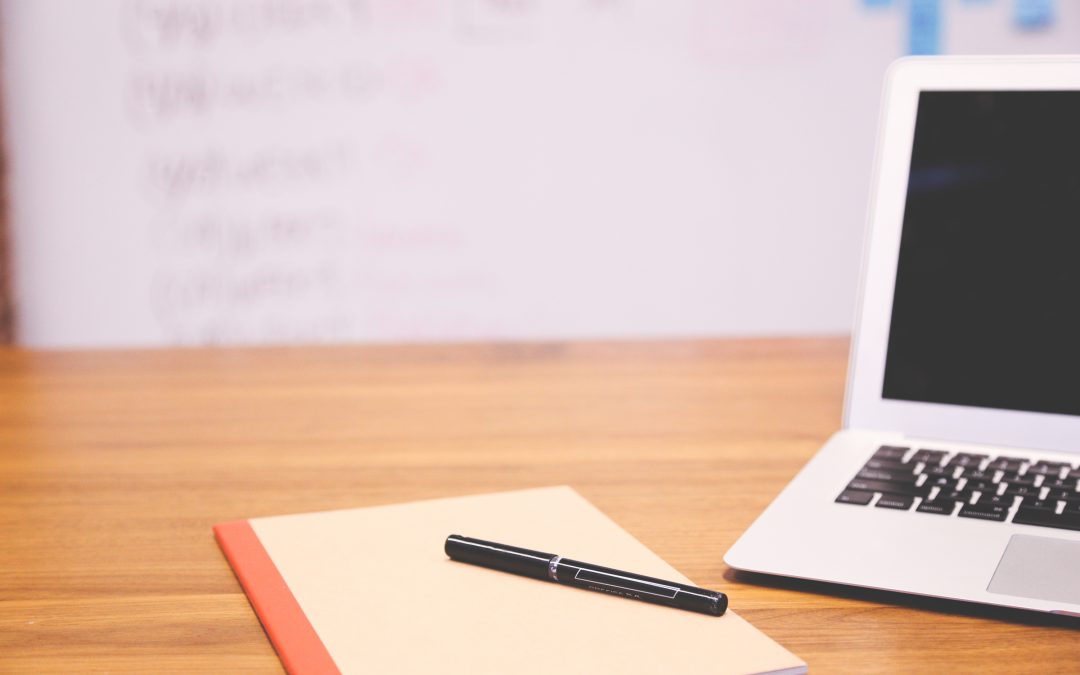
444;534;727;616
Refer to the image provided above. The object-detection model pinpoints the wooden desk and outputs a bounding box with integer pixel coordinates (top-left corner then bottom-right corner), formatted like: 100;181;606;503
0;338;1075;673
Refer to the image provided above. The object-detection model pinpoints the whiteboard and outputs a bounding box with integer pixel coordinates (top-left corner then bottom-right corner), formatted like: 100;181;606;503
2;0;1078;347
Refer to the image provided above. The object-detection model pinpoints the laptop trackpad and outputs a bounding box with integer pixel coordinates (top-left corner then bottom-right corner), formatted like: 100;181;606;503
987;534;1080;606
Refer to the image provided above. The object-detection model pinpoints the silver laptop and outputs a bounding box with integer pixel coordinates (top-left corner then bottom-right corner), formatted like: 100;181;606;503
725;56;1080;616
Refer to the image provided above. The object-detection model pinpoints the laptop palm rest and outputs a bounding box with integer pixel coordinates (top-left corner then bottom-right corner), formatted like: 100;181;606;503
987;534;1080;606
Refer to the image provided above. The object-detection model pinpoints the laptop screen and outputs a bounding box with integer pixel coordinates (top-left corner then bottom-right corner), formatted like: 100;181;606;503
882;90;1080;417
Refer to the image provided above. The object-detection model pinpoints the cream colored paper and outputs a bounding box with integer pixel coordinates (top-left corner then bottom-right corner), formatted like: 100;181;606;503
251;486;806;675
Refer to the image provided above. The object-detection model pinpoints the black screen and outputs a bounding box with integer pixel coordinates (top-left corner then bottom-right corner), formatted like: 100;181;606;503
882;91;1080;417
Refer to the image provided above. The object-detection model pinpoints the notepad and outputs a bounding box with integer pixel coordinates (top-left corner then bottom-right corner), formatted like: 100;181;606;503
215;486;806;674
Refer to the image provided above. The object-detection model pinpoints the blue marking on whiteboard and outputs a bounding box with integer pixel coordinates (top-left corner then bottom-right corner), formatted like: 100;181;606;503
909;0;941;55
862;0;894;7
1015;0;1055;29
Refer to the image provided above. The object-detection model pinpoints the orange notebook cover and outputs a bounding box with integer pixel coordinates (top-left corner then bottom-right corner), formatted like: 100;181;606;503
214;486;806;675
215;519;339;674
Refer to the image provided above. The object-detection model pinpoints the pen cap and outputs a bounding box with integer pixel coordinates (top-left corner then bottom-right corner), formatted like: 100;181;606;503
445;535;556;581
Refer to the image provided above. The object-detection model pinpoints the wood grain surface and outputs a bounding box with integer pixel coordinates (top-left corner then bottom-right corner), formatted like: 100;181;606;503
0;338;1076;673
0;80;12;345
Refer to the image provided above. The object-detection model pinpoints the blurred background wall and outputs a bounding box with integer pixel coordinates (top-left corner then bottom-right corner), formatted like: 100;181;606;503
0;0;1076;348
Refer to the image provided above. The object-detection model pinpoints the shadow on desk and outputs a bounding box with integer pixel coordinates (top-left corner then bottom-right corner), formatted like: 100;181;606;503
726;569;1080;629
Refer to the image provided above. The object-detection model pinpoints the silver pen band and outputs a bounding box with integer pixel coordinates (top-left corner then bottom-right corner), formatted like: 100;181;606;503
547;555;562;582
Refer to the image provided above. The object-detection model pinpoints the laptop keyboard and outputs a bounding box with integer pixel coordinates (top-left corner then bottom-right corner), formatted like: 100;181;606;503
835;445;1080;531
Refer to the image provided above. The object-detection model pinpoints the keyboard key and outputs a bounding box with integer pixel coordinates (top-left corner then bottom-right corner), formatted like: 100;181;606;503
948;453;987;467
875;494;914;510
916;499;954;515
1027;462;1070;476
1042;478;1077;492
957;468;996;482
937;489;976;504
857;468;916;483
1012;507;1080;532
835;489;873;506
1001;473;1037;487
922;465;956;478
865;458;912;472
976;494;1010;508
962;480;996;494
1031;460;1070;469
925;476;959;491
911;449;947;464
1045;489;1078;501
873;445;909;460
958;501;1009;522
1018;497;1056;511
986;457;1025;471
1002;484;1039;499
847;479;929;497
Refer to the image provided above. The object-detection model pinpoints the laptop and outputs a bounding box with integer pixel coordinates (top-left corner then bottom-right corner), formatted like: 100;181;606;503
725;56;1080;616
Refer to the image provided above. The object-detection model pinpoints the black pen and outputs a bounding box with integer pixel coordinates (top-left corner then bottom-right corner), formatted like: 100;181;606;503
444;534;727;616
